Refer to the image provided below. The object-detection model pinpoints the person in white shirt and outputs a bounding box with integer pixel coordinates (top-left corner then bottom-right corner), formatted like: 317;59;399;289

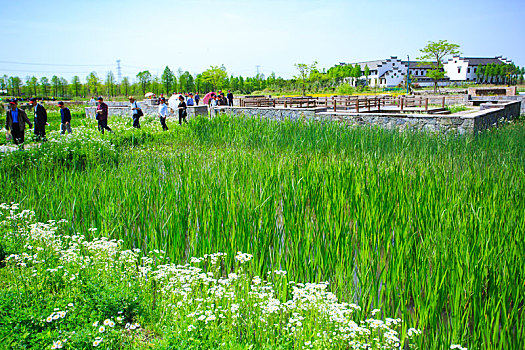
129;96;142;128
158;98;169;131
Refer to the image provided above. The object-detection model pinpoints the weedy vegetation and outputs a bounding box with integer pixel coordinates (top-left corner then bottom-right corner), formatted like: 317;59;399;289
0;111;523;349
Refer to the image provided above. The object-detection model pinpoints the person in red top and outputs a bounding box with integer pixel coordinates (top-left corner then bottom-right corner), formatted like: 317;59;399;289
95;97;113;134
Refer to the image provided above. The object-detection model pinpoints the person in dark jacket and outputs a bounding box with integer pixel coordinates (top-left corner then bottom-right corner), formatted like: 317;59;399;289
227;90;234;106
5;99;32;145
177;95;188;125
95;97;114;134
28;97;47;140
58;101;72;134
194;92;200;105
218;93;228;106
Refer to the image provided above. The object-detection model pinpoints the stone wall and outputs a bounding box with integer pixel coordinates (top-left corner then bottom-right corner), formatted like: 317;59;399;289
469;95;525;113
85;102;209;120
468;86;517;96
214;101;521;135
214;106;327;121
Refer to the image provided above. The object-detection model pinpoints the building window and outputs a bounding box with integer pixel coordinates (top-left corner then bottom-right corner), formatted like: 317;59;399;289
474;68;477;73
458;67;461;73
467;68;471;73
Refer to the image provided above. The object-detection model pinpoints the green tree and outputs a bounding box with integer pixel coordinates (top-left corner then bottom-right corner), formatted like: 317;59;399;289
179;71;195;92
60;77;68;97
417;39;460;93
105;71;116;97
8;76;22;96
27;76;38;96
0;75;8;95
87;72;100;96
71;76;81;97
151;76;161;95
186;73;195;92
294;61;318;96
201;65;228;91
476;65;484;84
136;70;152;95
364;65;371;86
194;74;205;93
121;77;130;97
51;75;60;96
161;66;175;94
40;77;50;96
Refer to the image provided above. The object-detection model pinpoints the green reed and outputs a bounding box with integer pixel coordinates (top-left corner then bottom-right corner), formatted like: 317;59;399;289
1;115;524;349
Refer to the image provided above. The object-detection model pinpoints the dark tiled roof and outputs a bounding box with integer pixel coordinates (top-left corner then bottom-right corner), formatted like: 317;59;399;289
446;57;507;66
340;57;407;71
463;57;505;65
402;61;437;69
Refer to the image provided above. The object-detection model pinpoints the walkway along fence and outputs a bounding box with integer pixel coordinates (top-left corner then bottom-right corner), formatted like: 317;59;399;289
239;95;450;113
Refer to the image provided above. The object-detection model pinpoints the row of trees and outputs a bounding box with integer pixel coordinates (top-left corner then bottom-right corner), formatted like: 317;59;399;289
1;50;524;99
0;66;295;99
475;63;524;85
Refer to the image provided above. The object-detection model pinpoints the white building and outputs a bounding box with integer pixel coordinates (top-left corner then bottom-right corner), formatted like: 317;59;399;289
443;56;512;82
340;55;512;87
341;56;448;88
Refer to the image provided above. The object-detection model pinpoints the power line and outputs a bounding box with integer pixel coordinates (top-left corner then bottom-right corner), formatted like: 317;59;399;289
0;68;98;74
0;60;113;67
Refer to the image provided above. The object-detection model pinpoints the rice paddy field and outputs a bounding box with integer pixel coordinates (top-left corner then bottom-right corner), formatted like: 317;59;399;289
0;110;524;349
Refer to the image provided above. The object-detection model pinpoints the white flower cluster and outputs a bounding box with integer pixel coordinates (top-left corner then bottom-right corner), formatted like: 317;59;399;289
45;310;67;323
50;339;67;349
235;251;253;263
451;344;468;350
0;204;423;350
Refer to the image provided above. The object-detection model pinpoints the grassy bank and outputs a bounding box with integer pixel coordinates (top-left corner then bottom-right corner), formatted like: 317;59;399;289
1;114;524;349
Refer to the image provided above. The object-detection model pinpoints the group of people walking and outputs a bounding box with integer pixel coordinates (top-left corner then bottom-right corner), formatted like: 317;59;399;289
127;94;189;132
209;91;234;107
5;90;235;145
5;97;73;145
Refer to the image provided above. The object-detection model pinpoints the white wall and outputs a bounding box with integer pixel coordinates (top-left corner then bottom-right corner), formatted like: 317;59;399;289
443;58;469;81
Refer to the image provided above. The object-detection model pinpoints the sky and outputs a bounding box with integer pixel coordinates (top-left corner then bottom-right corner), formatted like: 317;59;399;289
0;0;524;82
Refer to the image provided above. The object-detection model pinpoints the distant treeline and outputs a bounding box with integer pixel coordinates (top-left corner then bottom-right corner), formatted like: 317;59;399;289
1;62;523;99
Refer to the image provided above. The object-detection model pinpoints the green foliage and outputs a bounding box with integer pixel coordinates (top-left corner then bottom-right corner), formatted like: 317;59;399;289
136;71;152;95
294;62;318;96
86;72;100;97
336;82;355;94
418;39;461;92
1;115;525;349
161;66;175;94
201;65;228;91
446;104;469;113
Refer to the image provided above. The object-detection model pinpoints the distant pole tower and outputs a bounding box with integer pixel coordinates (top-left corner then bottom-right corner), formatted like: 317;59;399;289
116;60;122;83
256;65;261;77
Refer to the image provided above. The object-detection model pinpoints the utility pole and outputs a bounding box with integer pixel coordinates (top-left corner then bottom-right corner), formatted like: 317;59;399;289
116;59;122;83
406;55;410;95
256;65;261;77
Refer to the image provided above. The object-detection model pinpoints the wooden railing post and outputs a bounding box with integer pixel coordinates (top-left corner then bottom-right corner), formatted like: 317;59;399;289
400;97;404;112
442;96;446;108
356;97;360;113
425;98;428;112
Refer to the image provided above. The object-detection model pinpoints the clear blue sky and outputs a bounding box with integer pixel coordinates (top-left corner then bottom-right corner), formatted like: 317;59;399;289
1;0;523;82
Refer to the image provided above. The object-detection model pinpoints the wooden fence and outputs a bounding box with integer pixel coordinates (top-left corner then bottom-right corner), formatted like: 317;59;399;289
239;95;449;112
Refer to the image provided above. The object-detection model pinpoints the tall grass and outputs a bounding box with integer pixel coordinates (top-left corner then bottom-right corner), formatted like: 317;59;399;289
1;115;524;348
